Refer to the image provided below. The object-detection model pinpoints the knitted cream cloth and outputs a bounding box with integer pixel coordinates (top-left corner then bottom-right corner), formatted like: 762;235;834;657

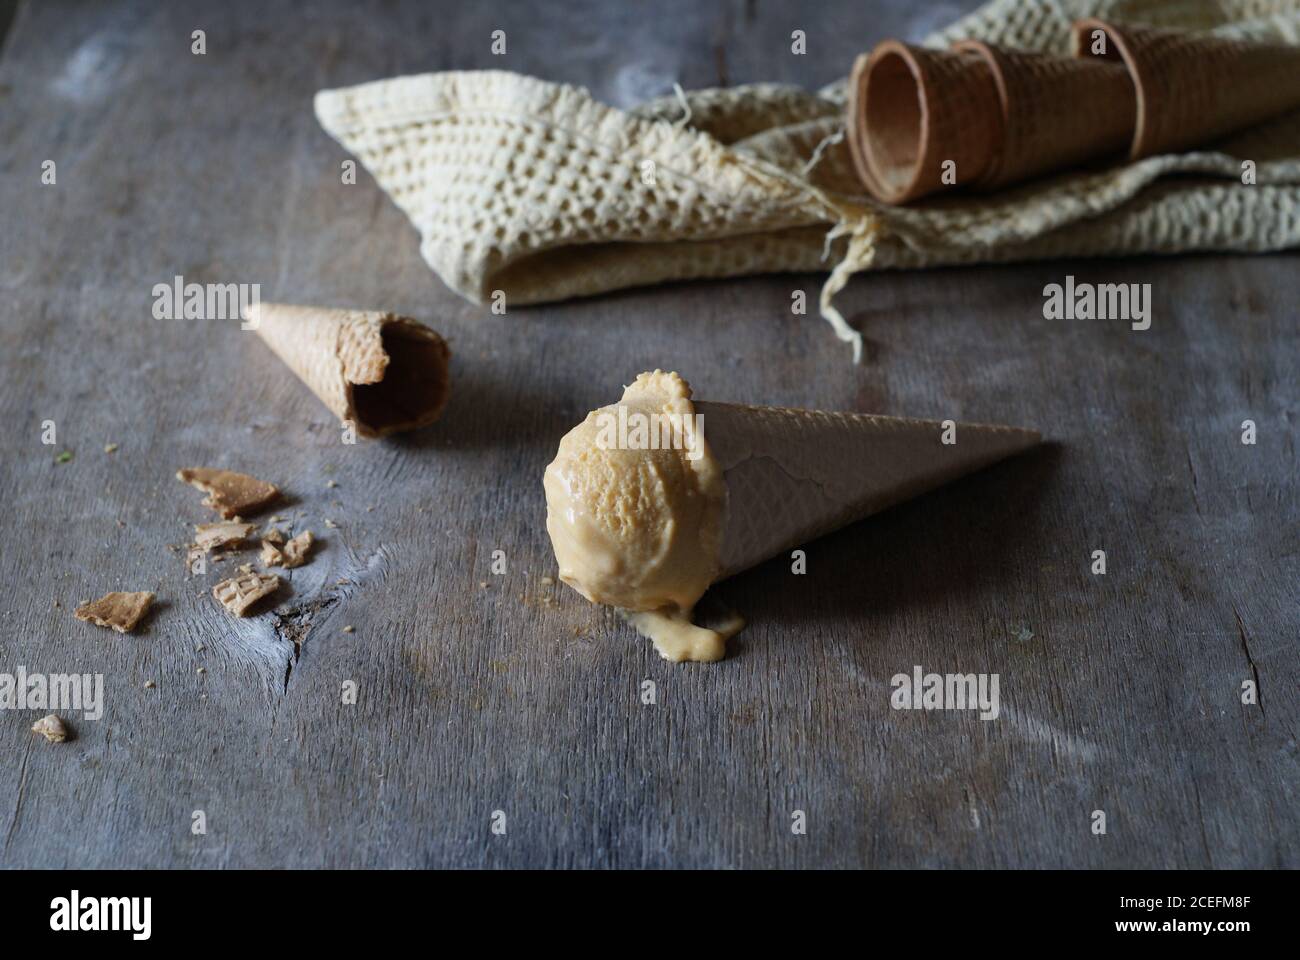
315;0;1300;360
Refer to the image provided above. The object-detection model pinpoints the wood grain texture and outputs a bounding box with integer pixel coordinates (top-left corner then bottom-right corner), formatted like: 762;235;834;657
0;0;1295;869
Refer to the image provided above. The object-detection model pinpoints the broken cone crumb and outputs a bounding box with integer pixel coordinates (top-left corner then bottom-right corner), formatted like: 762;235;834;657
262;528;284;544
281;530;313;568
177;467;280;519
246;302;451;438
31;714;69;743
75;591;155;633
260;540;285;566
212;572;281;616
193;520;256;552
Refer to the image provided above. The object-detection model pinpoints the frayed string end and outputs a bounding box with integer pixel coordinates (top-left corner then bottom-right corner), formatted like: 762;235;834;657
801;126;845;177
819;215;881;364
672;82;692;130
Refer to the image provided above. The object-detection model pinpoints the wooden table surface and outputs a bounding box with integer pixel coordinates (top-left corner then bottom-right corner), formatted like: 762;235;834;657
1;0;1295;869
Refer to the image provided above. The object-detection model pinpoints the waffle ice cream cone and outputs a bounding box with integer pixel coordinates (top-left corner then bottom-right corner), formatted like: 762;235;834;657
544;371;1040;663
1074;18;1300;160
848;41;1004;204
952;39;1136;190
246;302;451;438
696;401;1040;578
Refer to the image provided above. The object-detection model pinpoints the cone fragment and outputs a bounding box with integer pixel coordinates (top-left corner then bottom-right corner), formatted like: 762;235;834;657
952;39;1136;189
1074;18;1300;159
848;41;1004;204
695;401;1039;578
248;303;451;438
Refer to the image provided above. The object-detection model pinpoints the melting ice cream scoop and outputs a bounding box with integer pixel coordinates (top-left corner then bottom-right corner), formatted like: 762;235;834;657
543;371;731;660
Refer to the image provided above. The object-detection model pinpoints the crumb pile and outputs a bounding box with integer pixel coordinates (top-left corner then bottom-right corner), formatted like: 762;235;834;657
173;467;318;618
72;467;327;634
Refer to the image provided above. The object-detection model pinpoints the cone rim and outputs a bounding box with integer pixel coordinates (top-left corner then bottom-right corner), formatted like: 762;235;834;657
1071;17;1148;160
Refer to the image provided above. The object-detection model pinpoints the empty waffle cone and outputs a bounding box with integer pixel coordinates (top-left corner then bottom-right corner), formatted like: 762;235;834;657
952;39;1136;189
695;401;1040;578
246;302;451;438
848;40;1004;204
1074;17;1300;159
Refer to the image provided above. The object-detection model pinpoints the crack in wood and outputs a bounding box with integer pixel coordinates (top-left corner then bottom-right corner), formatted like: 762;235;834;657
1232;604;1266;718
273;593;341;694
2;737;33;856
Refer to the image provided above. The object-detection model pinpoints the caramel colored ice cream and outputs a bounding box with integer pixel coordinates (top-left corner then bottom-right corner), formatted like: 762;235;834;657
543;371;739;661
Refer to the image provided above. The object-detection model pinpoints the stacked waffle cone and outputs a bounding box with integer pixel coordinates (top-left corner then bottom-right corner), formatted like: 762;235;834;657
848;17;1300;204
847;41;1006;205
1074;18;1300;159
696;400;1040;578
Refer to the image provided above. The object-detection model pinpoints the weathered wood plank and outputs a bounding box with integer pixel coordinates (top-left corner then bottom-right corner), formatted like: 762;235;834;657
0;0;1294;869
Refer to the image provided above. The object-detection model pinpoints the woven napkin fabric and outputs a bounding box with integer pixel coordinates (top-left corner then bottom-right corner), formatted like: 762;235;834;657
314;0;1300;359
